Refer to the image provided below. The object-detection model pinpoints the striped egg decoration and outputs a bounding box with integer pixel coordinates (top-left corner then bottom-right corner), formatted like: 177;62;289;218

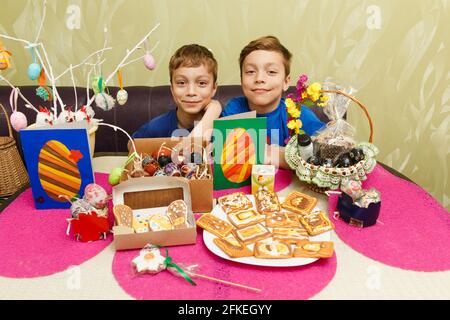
37;140;82;201
221;128;256;183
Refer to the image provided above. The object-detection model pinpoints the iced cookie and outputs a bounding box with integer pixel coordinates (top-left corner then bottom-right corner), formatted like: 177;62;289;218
253;240;293;259
265;212;301;228
254;188;281;214
232;223;271;245
196;213;234;238
293;240;334;258
217;192;253;214
133;212;149;233
272;227;309;244
281;191;317;215
298;210;334;236
148;214;173;231
227;209;265;229
167;199;189;229
113;204;133;228
213;235;253;258
132;245;166;273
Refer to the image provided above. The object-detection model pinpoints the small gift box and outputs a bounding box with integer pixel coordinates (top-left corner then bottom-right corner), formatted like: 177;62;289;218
336;192;381;228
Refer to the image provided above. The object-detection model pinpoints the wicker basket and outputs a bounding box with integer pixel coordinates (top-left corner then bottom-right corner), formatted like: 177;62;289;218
0;103;29;197
285;89;376;194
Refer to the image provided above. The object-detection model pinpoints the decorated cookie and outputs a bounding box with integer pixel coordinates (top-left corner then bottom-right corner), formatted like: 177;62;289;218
196;213;234;238
227;209;265;229
272;227;309;244
113;204;133;228
254;187;281;214
133;213;149;233
253;240;293;259
281;191;317;215
148;214;173;231
298;210;334;236
293;240;334;258
265;212;301;228
217;192;253;214
213;235;253;258
132;245;166;273
166;200;189;229
232;223;271;245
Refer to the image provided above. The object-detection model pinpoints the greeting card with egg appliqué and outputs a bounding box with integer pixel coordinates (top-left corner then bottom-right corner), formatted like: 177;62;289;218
20;123;95;209
213;112;266;190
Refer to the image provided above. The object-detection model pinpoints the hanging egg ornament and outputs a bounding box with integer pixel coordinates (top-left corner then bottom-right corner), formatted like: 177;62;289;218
92;76;102;94
27;63;41;80
116;89;128;105
10;111;28;132
143;52;156;70
0;47;12;70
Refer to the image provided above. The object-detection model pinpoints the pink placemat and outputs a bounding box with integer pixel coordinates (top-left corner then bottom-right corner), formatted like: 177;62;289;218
0;173;113;278
112;231;337;300
329;164;450;272
213;168;292;198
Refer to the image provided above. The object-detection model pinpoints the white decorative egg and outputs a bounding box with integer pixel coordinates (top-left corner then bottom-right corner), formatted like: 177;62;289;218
116;89;128;106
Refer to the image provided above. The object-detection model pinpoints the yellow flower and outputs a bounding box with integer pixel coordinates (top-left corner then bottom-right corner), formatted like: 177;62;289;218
287;105;300;118
306;82;322;101
287;119;302;131
285;97;296;109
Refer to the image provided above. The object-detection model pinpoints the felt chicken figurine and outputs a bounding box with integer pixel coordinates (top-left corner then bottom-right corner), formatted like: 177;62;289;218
74;105;95;122
0;43;12;70
35;106;54;126
36;106;54;126
56;106;75;124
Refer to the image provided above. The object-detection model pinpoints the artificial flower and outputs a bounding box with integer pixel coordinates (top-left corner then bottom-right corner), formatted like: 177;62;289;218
287;119;302;133
306;82;322;102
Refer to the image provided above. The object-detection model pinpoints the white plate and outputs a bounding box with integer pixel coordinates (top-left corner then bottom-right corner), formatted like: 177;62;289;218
203;195;332;267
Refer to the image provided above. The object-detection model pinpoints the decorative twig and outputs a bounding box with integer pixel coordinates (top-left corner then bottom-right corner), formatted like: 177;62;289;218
34;0;47;44
85;59;106;104
0;74;39;113
86;22;160;107
54;47;112;81
121;41;159;68
33;45;64;116
69;64;77;111
105;23;160;85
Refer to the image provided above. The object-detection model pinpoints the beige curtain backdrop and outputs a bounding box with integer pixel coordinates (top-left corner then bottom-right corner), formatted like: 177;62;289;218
0;0;449;210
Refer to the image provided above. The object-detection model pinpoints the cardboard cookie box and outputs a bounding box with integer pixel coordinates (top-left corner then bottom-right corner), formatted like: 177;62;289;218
112;176;197;250
122;137;214;213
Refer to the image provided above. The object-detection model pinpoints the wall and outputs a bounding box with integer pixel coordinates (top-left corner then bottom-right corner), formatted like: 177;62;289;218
0;0;449;210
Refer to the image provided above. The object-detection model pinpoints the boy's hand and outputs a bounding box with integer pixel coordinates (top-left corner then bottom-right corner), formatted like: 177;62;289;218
189;99;222;141
204;99;221;112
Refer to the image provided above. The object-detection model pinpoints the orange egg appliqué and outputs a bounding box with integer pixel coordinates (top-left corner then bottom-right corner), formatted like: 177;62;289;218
221;128;256;183
37;140;82;201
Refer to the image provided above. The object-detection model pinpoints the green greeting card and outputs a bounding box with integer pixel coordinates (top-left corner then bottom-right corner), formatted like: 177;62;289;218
213;115;266;190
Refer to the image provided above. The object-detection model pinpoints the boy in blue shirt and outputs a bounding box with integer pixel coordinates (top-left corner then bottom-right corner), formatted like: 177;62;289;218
132;44;220;139
209;36;324;168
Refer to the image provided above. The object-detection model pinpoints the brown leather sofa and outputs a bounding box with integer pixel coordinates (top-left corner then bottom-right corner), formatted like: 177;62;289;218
0;85;330;154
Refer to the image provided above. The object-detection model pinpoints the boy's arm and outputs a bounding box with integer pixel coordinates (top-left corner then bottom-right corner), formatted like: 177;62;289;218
265;144;290;169
189;99;222;141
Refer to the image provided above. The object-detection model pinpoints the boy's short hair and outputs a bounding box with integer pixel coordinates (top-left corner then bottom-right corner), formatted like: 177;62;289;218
169;44;218;83
239;35;292;76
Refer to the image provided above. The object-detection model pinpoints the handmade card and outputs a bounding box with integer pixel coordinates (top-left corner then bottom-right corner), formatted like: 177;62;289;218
213;112;266;190
20;121;95;209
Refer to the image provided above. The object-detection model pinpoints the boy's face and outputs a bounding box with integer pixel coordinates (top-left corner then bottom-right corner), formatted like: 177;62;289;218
170;64;217;116
241;50;290;112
